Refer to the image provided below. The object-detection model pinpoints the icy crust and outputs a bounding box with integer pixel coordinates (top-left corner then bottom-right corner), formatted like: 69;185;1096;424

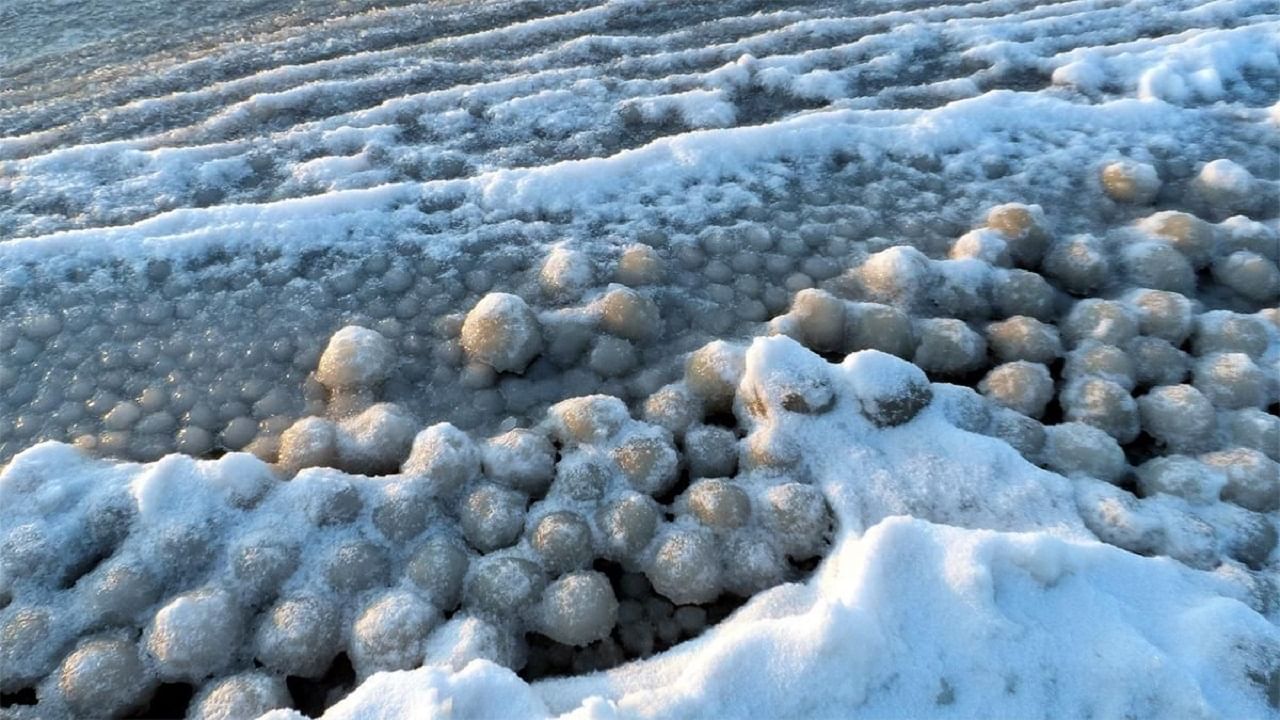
2;336;1276;718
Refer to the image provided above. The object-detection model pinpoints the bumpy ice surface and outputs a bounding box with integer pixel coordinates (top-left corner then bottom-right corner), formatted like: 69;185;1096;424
1;0;1278;718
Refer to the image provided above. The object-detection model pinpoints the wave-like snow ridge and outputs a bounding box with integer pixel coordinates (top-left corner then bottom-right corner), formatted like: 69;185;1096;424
2;0;1277;245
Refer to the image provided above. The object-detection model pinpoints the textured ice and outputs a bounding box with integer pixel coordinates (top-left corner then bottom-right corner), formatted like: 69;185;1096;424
2;0;1279;717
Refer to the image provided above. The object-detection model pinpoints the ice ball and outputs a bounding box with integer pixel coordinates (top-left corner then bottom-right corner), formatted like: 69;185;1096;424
547;395;629;446
979;361;1054;418
277;416;337;473
855;245;934;309
594;286;661;342
461;293;543;373
916;317;983;376
253;595;341;678
1193;353;1268;410
611;429;679;496
550;453;610;502
950;228;1011;266
144;587;242;681
788;289;848;353
1137;384;1216;453
684;424;738;478
535;571;619;649
720;534;789;596
985;203;1049;267
741;424;802;471
460;484;527;552
647;530;721;605
844;350;933;427
407;537;470;611
1125;337;1188;388
530;511;594;575
85;561;162;625
540;246;594;300
1192;311;1269;359
482;428;555;495
188;672;290;720
1212;251;1280;302
986;316;1062;364
588;336;637;377
337;402;417;474
1224;408;1280;462
1042;234;1109;296
465;556;546;617
1120;241;1195;295
1202;448;1279;513
1139;211;1214;269
1043;422;1127;483
642;383;703;437
1063;300;1138;348
305;478;363;526
325;539;391;592
1061;377;1139;444
990;269;1057;322
987;408;1047;462
685;341;746;414
229;534;300;600
845;302;918;359
1101;160;1160;204
372;484;433;543
350;590;441;678
316;325;394;390
0;522;52;581
685;478;751;529
0;606;62;692
1134;456;1223;503
1123;289;1193;344
1064;341;1137;391
220;417;258;451
402;422;479;494
57;637;155;717
1192;159;1258;215
616;244;666;286
596;493;659;562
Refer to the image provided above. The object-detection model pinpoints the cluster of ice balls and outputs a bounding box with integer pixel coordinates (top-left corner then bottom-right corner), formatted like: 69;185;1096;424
7;153;1271;474
768;162;1279;572
1;151;1278;716
0;228;708;468
0;315;838;717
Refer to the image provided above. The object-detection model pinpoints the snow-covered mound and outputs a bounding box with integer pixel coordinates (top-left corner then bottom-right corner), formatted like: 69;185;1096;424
3;334;1277;718
322;517;1276;719
1;0;1278;717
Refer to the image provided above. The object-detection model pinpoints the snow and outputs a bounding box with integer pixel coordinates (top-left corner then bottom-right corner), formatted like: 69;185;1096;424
0;87;1249;268
2;0;1279;717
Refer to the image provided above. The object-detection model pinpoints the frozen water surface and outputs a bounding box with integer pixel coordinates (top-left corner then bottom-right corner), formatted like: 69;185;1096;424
0;0;1277;718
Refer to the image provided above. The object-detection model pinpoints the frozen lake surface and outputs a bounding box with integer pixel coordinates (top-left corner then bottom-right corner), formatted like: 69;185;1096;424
0;1;1277;718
